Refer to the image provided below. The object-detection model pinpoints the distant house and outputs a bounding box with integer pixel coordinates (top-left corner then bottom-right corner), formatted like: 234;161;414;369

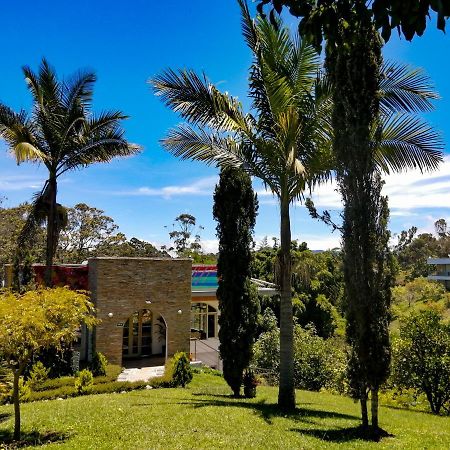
3;258;277;367
427;257;450;290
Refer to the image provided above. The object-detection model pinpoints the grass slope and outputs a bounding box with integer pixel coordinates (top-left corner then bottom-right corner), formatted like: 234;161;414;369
1;372;450;449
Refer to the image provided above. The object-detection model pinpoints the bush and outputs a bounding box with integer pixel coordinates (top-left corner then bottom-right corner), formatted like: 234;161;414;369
89;352;108;377
391;310;450;414
172;352;193;388
75;369;93;395
26;362;50;390
253;325;346;392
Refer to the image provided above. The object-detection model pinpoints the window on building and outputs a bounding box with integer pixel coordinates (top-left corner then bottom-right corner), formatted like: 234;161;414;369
191;303;218;339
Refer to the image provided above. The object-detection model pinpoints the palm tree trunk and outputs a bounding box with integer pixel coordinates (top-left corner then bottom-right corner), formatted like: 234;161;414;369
13;369;21;441
371;387;379;430
45;177;57;287
277;194;295;410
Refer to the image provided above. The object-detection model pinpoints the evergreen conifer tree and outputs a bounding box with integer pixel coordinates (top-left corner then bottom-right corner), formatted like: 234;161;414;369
213;167;259;396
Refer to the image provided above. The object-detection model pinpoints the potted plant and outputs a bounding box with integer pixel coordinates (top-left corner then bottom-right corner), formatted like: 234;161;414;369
243;369;258;398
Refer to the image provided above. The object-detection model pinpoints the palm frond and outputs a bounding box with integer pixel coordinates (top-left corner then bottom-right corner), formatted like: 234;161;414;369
63;70;96;112
150;69;250;134
376;112;443;173
380;61;439;114
238;0;258;52
0;105;47;163
162;124;244;168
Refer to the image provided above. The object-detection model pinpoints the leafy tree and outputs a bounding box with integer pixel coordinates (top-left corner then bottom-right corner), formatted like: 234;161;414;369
0;58;139;286
391;277;450;323
166;213;204;256
151;2;333;409
393;310;450;414
56;203;122;263
0;203;45;269
213;167;259;396
0;287;97;440
394;220;450;280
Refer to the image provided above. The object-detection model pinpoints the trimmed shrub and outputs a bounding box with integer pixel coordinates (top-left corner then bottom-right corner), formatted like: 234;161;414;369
75;369;93;395
89;352;108;377
26;362;50;390
172;352;193;388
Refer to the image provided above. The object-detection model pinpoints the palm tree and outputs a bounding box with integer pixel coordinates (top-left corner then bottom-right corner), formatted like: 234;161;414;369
151;1;442;409
0;59;139;286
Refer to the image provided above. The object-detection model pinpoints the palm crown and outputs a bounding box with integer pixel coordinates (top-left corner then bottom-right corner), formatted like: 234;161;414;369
0;59;139;284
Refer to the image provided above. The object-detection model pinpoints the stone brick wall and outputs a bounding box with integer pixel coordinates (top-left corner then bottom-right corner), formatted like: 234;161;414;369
89;257;191;366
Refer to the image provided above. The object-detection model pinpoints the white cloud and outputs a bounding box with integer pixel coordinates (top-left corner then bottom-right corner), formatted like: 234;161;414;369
121;176;218;199
0;174;44;191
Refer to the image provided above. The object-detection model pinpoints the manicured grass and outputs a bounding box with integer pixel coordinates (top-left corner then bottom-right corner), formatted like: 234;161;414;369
1;372;450;449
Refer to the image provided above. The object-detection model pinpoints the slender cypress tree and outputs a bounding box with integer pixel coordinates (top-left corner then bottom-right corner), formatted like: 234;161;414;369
213;167;259;397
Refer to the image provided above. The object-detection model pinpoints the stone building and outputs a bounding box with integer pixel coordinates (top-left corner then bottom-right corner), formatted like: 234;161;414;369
3;258;277;368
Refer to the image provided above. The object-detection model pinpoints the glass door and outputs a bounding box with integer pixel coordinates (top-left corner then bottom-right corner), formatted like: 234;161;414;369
122;310;153;358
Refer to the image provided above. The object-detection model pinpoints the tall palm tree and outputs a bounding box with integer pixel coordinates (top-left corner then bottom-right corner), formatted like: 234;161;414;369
151;1;442;409
0;59;139;286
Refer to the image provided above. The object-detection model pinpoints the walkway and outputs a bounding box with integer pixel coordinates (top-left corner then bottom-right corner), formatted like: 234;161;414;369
117;365;165;382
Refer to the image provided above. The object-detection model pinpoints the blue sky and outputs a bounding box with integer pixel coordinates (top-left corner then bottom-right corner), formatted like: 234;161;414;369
0;1;449;252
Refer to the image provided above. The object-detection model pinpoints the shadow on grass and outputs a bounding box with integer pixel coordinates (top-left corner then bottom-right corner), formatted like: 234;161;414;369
181;395;359;425
0;429;70;448
0;413;11;424
291;425;394;443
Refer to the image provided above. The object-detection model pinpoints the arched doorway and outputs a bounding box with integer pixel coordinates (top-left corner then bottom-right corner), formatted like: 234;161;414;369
122;309;167;360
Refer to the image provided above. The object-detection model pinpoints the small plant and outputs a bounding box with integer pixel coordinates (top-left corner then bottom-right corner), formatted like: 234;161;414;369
26;361;50;390
172;352;193;388
243;369;258;398
75;369;93;395
89;352;108;377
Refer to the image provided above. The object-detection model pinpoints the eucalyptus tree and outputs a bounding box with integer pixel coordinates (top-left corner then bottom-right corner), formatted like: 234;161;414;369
152;1;333;409
0;59;139;285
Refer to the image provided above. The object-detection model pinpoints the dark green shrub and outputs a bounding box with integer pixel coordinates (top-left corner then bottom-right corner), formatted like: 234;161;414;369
75;369;93;394
89;352;108;377
172;352;193;388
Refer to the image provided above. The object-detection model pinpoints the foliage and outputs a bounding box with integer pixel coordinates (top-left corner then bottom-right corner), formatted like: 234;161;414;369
391;277;450;326
394;219;450;280
0;202;45;271
253;245;344;338
214;167;259;396
166;213;202;255
257;0;448;46
171;352;193;388
392;310;450;414
26;346;74;379
74;369;94;395
26;362;50;390
56;203;123;263
0;287;97;439
243;369;258;398
89;352;108;377
0;58;139;286
253;325;346;392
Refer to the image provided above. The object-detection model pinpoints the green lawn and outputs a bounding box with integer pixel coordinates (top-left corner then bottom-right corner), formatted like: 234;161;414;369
1;372;450;449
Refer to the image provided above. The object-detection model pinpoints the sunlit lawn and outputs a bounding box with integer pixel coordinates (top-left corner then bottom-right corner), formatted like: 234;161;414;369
1;372;450;449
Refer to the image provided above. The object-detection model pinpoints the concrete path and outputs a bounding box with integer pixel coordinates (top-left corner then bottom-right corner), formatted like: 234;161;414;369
117;365;165;382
